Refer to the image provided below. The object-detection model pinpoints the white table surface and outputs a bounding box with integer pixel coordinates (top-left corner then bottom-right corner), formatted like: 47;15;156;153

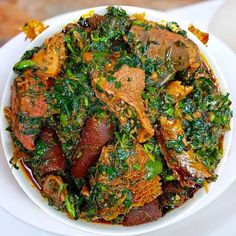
1;0;236;235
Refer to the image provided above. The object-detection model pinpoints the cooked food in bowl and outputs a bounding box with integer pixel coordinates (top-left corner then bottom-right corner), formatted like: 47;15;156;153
5;6;232;226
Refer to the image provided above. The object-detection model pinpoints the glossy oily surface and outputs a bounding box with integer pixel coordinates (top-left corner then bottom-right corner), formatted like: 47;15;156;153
0;5;232;236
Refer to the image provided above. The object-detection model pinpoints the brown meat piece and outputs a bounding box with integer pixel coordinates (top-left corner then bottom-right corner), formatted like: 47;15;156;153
147;42;189;72
11;83;34;150
129;25;149;44
159;182;196;210
71;117;113;179
156;116;211;187
42;175;67;208
32;33;66;77
129;25;201;71
86;14;105;30
92;144;162;221
10;33;66;150
92;65;154;143
10;70;49;150
17;70;48;117
38;127;66;176
122;199;162;226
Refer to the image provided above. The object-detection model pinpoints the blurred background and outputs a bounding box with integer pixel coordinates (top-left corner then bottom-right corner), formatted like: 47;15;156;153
0;0;206;46
0;0;235;51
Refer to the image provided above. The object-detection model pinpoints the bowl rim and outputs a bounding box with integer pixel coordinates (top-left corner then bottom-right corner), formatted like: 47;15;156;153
0;5;233;236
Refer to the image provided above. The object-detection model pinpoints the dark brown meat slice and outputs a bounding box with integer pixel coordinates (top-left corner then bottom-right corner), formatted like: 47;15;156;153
71;117;113;179
159;182;197;211
10;33;66;150
42;175;67;208
129;25;201;71
122;200;162;226
129;25;149;44
11;82;34;150
147;42;190;72
155;116;211;187
17;70;49;117
38;127;66;176
92;65;154;143
86;14;105;30
10;70;49;150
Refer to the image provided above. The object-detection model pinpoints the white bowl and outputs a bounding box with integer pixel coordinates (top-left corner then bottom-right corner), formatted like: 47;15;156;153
0;6;233;236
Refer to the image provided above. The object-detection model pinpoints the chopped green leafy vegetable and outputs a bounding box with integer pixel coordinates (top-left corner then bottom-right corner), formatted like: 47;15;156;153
13;60;37;73
6;6;232;226
146;159;163;179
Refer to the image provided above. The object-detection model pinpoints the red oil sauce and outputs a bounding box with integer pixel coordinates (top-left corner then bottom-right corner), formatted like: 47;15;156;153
201;57;210;70
200;55;219;85
19;158;42;191
93;219;112;225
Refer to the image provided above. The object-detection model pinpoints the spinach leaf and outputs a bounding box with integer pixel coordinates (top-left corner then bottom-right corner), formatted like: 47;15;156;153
13;60;37;73
166;135;185;153
145;159;163;180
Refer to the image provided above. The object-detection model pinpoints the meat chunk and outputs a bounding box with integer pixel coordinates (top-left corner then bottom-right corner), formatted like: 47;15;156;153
38;127;66;176
86;14;105;30
10;33;66;150
32;33;66;77
42;175;67;208
71;117;113;179
159;182;197;211
11;84;34;150
147;42;189;72
10;70;49;150
17;70;49;117
122;199;162;226
92;65;154;143
155;116;211;187
91;144;162;221
129;25;201;71
129;25;149;44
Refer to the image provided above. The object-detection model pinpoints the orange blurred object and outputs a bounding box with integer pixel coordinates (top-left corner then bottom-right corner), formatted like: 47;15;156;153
188;24;209;45
22;19;48;40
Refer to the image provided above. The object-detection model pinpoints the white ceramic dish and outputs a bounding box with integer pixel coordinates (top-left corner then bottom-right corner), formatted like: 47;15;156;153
0;6;234;236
